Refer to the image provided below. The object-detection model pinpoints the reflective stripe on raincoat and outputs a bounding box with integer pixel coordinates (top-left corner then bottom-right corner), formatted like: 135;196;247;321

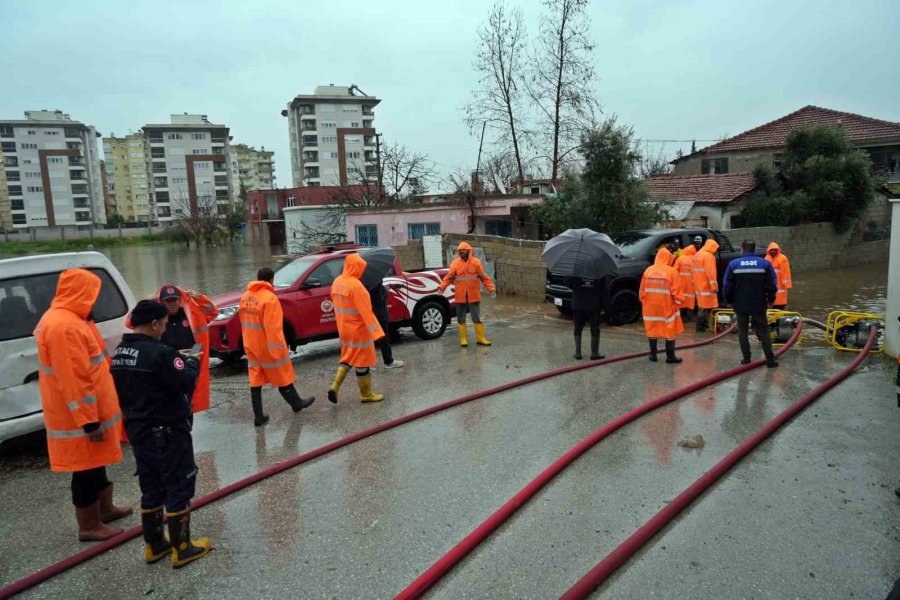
240;280;295;387
332;254;385;368
765;242;792;305
439;241;495;304
692;238;719;309
33;268;123;472
639;248;684;340
673;245;697;310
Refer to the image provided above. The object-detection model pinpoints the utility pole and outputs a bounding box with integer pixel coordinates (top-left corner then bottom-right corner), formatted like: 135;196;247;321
474;121;487;193
375;133;383;201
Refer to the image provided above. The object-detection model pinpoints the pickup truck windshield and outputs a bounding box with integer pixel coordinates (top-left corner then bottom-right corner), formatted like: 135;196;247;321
611;232;655;259
274;258;318;288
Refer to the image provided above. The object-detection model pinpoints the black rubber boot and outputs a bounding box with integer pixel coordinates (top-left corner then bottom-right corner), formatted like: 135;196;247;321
665;340;683;364
250;386;268;427
590;335;604;360
141;506;171;564
167;508;211;569
279;385;315;412
573;334;582;360
649;338;658;362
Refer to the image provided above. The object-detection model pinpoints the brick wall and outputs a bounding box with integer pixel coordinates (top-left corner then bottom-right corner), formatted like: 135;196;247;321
443;233;546;298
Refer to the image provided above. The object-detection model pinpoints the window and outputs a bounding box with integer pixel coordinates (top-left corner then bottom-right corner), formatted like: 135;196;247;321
192;148;209;155
408;222;440;240
345;121;360;128
272;258;318;288
355;224;378;247
321;121;336;128
344;136;361;144
128;141;143;147
195;162;209;169
8;185;22;195
64;128;80;137
66;142;81;149
45;131;59;136
346;151;361;159
155;191;169;202
326;152;338;159
167;133;183;140
701;157;729;175
321;136;337;144
24;172;41;178
342;107;356;113
132;173;146;178
27;130;36;135
26;186;44;192
157;206;171;217
172;177;187;184
530;186;540;195
20;143;37;150
4;156;18;167
21;158;36;165
48;157;65;164
12;214;26;225
11;199;24;210
0;126;12;137
285;194;296;207
129;152;143;158
485;219;513;237
1;141;15;152
153;177;168;187
191;133;206;140
306;258;347;287
6;171;19;181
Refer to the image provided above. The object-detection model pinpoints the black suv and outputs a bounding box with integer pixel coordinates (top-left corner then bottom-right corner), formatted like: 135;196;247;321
546;228;755;324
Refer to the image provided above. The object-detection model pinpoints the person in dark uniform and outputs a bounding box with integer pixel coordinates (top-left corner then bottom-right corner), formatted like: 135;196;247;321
367;281;404;369
722;240;778;368
110;300;211;569
159;286;198;351
571;276;606;360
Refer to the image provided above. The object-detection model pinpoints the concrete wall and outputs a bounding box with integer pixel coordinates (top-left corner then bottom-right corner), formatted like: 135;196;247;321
0;224;166;241
393;239;424;271
346;205;469;246
673;150;776;177
443;233;546;299
886;199;900;358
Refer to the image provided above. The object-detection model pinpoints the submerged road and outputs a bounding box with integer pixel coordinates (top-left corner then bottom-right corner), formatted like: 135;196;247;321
0;296;898;599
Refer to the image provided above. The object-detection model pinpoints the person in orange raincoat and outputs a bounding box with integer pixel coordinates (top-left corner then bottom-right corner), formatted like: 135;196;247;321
692;238;719;332
239;268;315;426
673;243;697;322
157;284;218;413
439;241;496;347
327;254;387;403
765;242;793;309
33;268;132;542
639;247;684;364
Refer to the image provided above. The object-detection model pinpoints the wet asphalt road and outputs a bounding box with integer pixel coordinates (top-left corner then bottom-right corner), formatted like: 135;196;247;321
1;291;899;599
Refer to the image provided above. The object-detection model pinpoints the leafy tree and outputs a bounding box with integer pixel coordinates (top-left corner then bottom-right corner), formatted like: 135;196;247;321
531;118;668;235
741;125;878;232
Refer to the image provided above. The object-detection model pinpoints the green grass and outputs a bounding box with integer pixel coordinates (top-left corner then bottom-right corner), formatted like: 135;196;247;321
0;234;171;256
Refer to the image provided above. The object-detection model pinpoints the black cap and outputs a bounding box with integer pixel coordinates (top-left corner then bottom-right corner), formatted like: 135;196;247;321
130;300;168;327
159;285;180;300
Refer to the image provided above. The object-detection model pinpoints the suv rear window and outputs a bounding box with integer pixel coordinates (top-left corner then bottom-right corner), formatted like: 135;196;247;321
0;268;127;342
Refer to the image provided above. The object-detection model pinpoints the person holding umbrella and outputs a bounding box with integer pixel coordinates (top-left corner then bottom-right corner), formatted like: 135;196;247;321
359;247;404;369
542;229;620;360
439;242;496;347
639;247;684;364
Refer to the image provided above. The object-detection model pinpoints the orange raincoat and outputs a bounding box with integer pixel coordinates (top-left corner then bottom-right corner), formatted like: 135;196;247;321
240;281;294;387
639;248;684;340
673;244;697;310
332;254;385;368
439;242;495;304
765;242;792;305
34;269;123;472
692;238;719;309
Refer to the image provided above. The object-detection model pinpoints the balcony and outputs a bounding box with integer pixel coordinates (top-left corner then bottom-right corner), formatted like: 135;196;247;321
362;106;375;116
152;164;167;173
71;184;88;195
889;170;900;183
214;176;229;186
148;136;164;144
70;172;86;181
211;146;225;155
151;149;165;159
304;168;320;179
211;137;226;144
74;199;90;209
301;120;316;131
303;151;318;161
68;157;85;167
75;212;91;223
298;104;315;115
302;139;318;148
65;128;82;139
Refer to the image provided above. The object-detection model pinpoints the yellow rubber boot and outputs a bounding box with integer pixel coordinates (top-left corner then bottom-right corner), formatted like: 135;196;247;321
474;323;492;346
459;324;469;347
141;506;171;564
167;508;211;569
357;373;384;403
328;364;349;404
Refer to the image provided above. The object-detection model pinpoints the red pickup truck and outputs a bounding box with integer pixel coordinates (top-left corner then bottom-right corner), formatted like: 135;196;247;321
209;245;455;362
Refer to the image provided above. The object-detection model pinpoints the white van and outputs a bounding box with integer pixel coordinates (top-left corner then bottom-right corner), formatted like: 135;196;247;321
0;252;135;445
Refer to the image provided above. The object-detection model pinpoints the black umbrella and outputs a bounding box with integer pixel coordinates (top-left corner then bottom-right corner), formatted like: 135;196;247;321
541;228;621;280
359;246;396;289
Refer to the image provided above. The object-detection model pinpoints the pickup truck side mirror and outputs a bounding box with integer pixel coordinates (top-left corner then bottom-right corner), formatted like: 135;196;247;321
301;278;322;290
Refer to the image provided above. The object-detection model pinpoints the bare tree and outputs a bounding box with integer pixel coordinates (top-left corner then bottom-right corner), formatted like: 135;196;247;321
638;143;673;178
464;1;529;183
379;142;437;201
528;0;600;183
171;192;225;245
480;151;520;193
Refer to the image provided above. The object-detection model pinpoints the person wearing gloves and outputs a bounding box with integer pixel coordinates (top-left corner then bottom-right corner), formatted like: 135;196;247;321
439;242;496;347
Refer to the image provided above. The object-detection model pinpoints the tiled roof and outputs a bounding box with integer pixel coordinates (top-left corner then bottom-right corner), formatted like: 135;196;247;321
649;173;757;204
679;105;900;158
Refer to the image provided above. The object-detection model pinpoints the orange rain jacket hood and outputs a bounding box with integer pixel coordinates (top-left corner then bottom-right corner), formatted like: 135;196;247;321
439;241;496;304
34;269;123;472
765;242;792;305
673;244;697;310
240;279;295;387
692;238;720;309
639;248;684;339
332;254;385;368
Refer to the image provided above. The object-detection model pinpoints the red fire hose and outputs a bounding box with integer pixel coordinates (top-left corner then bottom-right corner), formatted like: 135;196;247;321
0;327;736;599
559;325;878;599
395;324;803;599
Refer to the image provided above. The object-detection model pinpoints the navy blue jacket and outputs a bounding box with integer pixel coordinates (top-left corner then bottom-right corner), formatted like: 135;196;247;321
110;333;199;442
723;253;777;314
571;276;607;311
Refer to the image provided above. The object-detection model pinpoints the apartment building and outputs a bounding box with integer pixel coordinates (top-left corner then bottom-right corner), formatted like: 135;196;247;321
230;143;275;193
102;133;154;222
0;110;105;229
0;146;8;232
282;84;380;187
141;114;232;223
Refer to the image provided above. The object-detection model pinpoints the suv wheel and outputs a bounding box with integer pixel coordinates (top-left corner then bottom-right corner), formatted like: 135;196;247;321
556;304;573;316
607;289;641;325
412;300;448;340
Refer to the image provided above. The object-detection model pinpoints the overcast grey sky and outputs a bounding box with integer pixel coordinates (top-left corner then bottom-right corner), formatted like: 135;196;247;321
1;0;897;189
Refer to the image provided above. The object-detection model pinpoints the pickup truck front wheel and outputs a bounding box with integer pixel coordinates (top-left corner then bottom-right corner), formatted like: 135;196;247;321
606;289;641;325
412;300;448;340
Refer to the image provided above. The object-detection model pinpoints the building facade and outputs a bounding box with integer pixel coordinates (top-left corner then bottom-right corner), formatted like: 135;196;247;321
102;133;154;223
0;146;8;232
141;114;233;223
0;110;105;229
229;143;275;193
282;85;380;187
